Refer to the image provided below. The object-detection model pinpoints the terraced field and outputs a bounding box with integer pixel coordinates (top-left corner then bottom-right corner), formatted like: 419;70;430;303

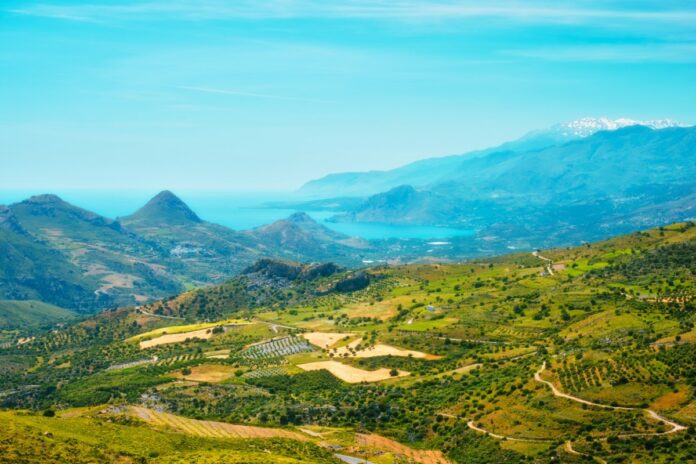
131;406;307;440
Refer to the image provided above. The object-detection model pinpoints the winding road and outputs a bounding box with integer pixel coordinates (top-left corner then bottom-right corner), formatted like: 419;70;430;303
462;360;687;463
534;362;687;436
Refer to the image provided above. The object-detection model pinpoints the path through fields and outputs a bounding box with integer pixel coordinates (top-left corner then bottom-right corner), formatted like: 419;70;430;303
534;362;687;436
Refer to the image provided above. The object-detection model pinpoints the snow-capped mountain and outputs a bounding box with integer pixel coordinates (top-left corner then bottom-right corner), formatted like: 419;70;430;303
544;117;686;138
299;117;692;198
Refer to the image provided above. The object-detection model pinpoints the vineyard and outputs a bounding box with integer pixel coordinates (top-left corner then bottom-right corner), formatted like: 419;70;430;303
554;357;674;393
155;353;204;367
243;366;290;379
241;336;314;359
107;357;157;371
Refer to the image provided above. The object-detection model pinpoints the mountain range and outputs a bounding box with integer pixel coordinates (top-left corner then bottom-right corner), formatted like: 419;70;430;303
0;191;375;313
294;119;696;249
3;117;695;316
298;117;688;198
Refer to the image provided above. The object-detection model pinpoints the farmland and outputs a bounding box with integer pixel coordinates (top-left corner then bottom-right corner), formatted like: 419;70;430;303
298;360;409;383
1;222;695;463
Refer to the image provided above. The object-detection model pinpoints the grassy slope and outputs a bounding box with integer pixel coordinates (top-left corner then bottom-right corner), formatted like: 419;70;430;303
0;300;75;329
0;410;338;464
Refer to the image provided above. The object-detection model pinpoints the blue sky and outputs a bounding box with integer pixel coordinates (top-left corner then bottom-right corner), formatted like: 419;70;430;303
1;1;695;190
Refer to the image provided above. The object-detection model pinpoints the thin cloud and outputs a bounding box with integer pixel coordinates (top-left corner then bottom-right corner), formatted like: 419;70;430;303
9;1;696;25
506;43;696;63
176;85;333;103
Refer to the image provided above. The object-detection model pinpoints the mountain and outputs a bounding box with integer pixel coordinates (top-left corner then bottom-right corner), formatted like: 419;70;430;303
245;212;371;264
0;193;380;316
121;191;263;283
121;190;201;227
330;125;696;245
298;117;687;198
0;204;101;311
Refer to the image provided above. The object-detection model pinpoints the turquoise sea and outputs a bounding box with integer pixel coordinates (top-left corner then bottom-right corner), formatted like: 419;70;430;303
0;190;474;241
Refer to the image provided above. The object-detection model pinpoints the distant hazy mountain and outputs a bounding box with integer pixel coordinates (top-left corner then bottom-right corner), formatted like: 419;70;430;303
245;212;371;263
331;126;696;245
299;117;687;198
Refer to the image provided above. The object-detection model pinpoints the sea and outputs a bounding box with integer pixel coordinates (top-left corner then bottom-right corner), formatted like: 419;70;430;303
0;190;474;241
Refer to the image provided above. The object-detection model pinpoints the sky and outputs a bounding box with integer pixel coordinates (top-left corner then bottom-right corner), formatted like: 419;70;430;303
1;0;695;191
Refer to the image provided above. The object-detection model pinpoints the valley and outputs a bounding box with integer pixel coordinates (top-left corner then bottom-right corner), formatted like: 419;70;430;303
1;222;694;463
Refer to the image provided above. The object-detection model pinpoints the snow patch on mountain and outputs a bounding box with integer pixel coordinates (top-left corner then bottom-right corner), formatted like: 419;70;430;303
548;117;687;138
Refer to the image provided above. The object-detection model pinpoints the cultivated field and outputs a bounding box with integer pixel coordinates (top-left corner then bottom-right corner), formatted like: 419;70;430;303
334;339;438;359
130;406;306;440
139;327;216;349
301;332;354;348
298;360;409;383
170;363;238;383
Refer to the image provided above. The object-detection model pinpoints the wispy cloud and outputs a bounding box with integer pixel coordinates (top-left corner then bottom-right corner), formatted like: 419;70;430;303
176;85;333;103
9;0;696;25
506;42;696;63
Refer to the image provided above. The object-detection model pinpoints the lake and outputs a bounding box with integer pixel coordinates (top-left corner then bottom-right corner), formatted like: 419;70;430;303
0;190;474;240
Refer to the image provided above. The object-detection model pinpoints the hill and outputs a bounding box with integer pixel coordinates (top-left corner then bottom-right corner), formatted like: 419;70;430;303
0;193;381;318
0;204;101;311
121;190;202;227
6;194;184;310
0;300;75;329
245;212;371;264
1;222;694;463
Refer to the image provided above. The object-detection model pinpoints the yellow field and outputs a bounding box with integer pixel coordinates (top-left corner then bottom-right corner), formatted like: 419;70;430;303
205;349;231;359
139;327;215;349
333;339;439;359
128;319;249;342
170;364;238;383
298;361;409;383
301;332;354;349
130;406;306;440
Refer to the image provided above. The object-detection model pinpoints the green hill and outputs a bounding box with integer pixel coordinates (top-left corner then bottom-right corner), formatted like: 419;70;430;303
0;300;75;329
0;193;376;316
121;190;202;227
1;222;695;463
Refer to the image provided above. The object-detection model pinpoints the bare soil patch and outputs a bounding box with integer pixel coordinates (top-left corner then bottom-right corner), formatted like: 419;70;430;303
139;327;214;349
302;332;355;349
298;361;408;383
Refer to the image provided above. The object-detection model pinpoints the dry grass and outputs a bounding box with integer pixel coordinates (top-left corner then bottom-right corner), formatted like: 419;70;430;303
297;361;409;383
355;433;451;464
139;327;214;349
205;349;231;359
130;406;306;440
333;339;439;359
301;332;354;349
170;364;238;383
650;385;692;411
